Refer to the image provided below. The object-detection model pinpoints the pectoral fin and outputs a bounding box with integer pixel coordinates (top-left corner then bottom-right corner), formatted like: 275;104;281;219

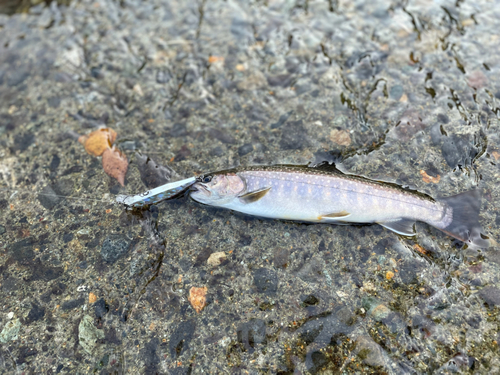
318;211;351;220
377;219;416;236
239;187;271;204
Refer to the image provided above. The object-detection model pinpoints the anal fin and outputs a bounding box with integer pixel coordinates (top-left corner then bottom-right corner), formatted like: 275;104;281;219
239;187;271;204
378;219;416;236
319;211;351;220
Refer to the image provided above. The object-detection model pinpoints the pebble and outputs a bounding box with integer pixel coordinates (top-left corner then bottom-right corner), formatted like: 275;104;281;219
207;252;226;267
253;268;278;294
0;318;21;343
101;234;131;263
78;315;104;354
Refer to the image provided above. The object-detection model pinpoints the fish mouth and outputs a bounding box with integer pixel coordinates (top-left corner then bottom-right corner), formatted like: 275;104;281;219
190;183;210;195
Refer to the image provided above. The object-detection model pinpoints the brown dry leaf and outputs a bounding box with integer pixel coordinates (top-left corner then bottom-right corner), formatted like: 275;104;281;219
208;56;224;64
188;286;208;313
84;128;117;156
88;292;97;304
102;147;128;186
420;170;440;184
329;129;351;146
491;151;500;161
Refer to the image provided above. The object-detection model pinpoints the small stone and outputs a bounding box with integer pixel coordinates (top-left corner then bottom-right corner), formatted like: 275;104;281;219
386;271;394;280
253;268;278;294
0;318;21;343
237;70;267;91
94;298;109;319
0;225;5;236
329;128;351;146
88;292;97;304
188;287;208;313
238;143;254;156
479;286;500;307
78;315;105;354
207;252;226;267
101;234;131;263
26;303;45;324
355;336;386;368
61;298;85;311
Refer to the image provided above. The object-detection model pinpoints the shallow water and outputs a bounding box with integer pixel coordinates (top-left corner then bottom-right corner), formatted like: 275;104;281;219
1;0;500;373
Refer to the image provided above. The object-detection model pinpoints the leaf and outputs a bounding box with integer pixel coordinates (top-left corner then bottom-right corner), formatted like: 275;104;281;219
84;128;117;156
102;147;128;186
188;286;207;313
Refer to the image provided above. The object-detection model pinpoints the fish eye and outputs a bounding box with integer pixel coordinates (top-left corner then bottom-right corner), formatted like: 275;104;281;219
202;175;213;183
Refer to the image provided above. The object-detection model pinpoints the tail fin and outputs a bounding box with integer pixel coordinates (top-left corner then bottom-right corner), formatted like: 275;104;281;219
435;190;490;248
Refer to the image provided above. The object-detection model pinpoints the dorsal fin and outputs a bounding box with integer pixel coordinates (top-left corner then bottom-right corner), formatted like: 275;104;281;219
239;187;271;204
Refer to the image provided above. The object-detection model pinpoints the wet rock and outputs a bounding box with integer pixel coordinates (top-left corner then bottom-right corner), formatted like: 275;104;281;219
29;260;63;282
297;258;324;283
398;260;424;284
37;185;61;210
478;286;500;307
78;315;104;354
169;122;188;137
253;268;278;294
207;127;237;144
0;318;21;343
17;346;38;364
270;111;293;129
301;294;319;307
26;303;45;324
174;145;192;161
273;248;289;268
237;318;266;353
48;96;61;108
9;238;35;265
12;132;35;151
279;120;310;150
49;154;60;171
61;298;85;311
354;336;386;368
169;320;196;358
101;234;131;263
237;70;267;91
141;338;160;373
389;85;403;100
267;74;294;87
37;179;73;210
7;69;30;87
362;297;390;320
210;146;224;156
136;154;174;188
441;134;479;168
392;110;426;141
94;298;109;319
238;143;254;156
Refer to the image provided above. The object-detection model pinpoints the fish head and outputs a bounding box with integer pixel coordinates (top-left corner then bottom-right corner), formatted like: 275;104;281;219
190;173;245;205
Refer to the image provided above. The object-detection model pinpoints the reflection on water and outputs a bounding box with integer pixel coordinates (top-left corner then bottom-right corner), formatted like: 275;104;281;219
1;0;500;373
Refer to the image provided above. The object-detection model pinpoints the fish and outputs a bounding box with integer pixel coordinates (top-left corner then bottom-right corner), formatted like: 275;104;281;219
189;164;490;248
116;176;196;208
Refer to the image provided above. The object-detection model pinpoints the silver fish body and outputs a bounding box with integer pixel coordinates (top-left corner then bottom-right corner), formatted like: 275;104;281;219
190;165;489;248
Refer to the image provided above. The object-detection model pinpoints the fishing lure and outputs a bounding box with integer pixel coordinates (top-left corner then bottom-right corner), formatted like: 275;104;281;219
116;176;197;208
